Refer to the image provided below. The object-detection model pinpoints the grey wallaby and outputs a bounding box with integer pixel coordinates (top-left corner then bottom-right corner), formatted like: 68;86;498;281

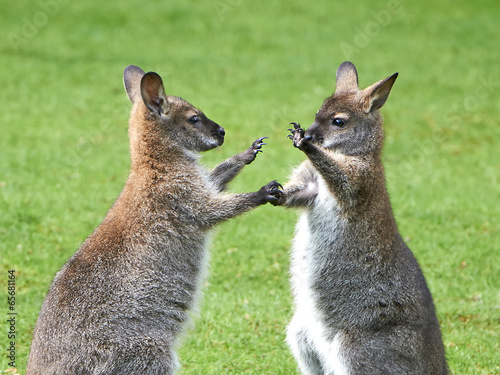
282;61;447;374
26;65;283;375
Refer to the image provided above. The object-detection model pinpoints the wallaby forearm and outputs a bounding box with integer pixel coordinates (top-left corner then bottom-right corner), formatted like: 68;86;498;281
283;179;318;208
203;181;282;228
302;142;359;206
208;137;268;192
209;157;246;192
281;160;320;208
202;193;259;227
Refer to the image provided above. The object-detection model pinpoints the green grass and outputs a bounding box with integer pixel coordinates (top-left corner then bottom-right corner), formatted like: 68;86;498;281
1;0;499;373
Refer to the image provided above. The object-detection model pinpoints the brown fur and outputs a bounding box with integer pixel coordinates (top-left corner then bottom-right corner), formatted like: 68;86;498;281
26;65;283;374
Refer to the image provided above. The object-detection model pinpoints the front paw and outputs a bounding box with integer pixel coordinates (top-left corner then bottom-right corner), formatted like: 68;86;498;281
287;122;310;150
259;180;285;206
241;136;268;164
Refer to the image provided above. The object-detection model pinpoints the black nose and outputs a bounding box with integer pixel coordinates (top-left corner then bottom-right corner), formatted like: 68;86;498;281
219;127;225;137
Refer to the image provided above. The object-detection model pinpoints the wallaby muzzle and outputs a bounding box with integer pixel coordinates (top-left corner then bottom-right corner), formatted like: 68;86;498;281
213;124;225;146
304;122;319;143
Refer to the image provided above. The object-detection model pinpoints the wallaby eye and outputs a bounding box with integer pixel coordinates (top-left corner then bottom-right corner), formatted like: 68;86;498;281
188;115;200;125
332;118;345;127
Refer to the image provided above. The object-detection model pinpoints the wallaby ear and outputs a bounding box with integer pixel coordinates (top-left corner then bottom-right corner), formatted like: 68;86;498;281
335;61;359;94
362;72;398;113
140;72;170;116
123;65;146;104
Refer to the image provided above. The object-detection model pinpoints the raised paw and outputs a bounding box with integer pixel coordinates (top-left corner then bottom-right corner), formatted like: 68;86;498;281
287;122;309;150
251;136;268;154
240;136;268;164
259;180;285;206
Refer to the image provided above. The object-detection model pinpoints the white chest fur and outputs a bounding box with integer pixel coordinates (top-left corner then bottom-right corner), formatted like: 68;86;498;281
287;177;349;375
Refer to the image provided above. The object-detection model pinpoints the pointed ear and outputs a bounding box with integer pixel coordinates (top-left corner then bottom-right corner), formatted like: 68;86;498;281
335;61;359;94
140;72;171;116
123;65;146;104
363;72;398;113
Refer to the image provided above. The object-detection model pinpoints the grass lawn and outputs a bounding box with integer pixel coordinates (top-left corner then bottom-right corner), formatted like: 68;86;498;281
1;0;499;373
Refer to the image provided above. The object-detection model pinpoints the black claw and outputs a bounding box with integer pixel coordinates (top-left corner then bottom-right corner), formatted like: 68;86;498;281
269;181;283;191
290;122;301;129
253;137;268;147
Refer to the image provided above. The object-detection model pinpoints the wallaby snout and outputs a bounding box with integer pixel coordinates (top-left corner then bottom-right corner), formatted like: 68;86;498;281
217;125;225;138
303;122;320;143
205;118;225;147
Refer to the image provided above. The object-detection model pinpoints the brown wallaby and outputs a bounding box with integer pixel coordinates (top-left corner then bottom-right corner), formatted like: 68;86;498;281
26;65;283;375
282;61;447;374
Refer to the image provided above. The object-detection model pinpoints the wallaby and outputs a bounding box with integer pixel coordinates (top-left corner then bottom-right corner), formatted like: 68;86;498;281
26;65;283;375
282;61;447;375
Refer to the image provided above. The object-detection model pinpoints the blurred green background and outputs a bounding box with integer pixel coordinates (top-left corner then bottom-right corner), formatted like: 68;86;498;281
1;0;499;373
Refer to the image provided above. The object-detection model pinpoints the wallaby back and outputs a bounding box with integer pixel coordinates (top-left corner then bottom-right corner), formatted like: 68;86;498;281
26;66;283;374
283;62;447;374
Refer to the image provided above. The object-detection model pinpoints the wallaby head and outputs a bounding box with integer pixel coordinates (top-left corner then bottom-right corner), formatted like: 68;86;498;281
123;65;225;162
305;61;398;156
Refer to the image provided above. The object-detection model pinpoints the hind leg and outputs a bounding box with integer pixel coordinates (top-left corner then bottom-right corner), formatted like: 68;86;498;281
286;317;324;375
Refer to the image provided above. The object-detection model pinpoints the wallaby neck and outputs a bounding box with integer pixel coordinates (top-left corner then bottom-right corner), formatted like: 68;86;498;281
130;146;198;176
129;124;199;176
